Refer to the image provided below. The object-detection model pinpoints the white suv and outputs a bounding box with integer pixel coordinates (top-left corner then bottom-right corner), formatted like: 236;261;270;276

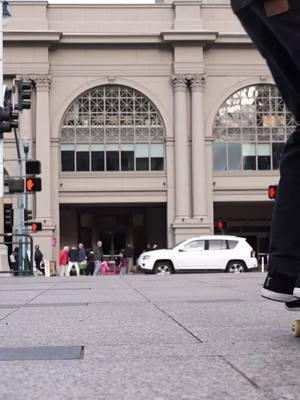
138;235;258;275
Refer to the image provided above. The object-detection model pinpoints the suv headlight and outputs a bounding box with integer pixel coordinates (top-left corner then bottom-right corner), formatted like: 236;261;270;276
142;255;150;260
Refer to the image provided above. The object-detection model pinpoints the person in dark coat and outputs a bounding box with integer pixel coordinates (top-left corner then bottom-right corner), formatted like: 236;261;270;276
67;246;80;276
231;0;300;303
34;245;44;275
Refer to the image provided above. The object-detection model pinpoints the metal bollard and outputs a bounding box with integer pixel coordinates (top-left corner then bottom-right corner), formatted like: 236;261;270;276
261;256;264;273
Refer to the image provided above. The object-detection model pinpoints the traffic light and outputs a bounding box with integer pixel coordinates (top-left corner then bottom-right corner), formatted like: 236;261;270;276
216;220;227;233
16;79;32;111
24;209;33;222
26;177;42;192
26;160;41;175
268;185;278;200
0;105;19;136
4;208;13;226
8;178;24;193
25;222;42;232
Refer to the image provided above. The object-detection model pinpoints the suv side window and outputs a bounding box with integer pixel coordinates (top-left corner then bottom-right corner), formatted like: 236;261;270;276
208;240;227;250
184;240;205;250
227;240;238;249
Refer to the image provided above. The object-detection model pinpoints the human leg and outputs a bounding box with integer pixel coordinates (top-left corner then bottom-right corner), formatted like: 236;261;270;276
74;262;80;276
235;1;300;301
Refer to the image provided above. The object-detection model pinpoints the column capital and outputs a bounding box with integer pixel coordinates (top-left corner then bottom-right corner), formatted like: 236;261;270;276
189;74;205;92
31;75;51;92
172;75;188;91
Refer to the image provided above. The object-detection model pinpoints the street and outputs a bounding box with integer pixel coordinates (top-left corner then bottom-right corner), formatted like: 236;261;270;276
0;272;298;400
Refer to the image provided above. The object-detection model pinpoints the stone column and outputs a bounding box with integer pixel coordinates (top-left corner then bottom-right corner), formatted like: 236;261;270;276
34;75;52;222
172;75;190;221
190;74;207;220
32;75;55;261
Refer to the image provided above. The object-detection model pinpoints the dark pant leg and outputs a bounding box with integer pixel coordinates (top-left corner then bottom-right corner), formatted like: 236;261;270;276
235;1;300;276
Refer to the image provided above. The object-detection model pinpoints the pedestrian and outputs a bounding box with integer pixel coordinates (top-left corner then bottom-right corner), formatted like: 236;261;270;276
124;243;134;274
93;240;104;276
231;0;300;303
67;246;80;276
78;242;86;274
100;257;110;275
34;245;44;275
85;249;95;275
59;246;69;277
9;247;18;275
119;251;127;276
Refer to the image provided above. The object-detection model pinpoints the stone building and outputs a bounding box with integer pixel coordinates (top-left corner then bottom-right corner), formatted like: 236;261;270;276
3;0;284;261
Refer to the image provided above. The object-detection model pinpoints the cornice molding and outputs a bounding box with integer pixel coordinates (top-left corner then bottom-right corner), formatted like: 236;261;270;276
162;30;218;43
4;31;61;44
60;33;161;45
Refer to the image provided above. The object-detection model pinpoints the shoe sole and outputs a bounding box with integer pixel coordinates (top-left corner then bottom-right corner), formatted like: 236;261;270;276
261;288;296;303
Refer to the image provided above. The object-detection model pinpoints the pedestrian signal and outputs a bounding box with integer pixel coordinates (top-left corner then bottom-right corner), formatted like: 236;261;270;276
4;208;13;226
268;185;278;200
26;177;42;192
25;222;42;232
26;160;41;175
216;220;227;232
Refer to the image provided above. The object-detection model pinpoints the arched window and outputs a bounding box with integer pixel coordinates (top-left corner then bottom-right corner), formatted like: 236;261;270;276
61;85;165;172
213;85;296;171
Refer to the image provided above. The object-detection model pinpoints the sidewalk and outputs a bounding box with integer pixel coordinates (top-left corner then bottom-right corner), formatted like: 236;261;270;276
0;272;298;400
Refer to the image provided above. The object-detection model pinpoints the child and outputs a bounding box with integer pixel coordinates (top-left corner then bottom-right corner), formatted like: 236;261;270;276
100;258;110;275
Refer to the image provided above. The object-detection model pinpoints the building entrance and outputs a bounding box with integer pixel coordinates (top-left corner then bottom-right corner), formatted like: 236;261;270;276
60;203;167;259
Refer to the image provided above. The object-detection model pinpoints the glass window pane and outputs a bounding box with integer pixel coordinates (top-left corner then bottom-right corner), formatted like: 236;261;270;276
227;240;238;249
91;152;104;171
107;151;119;171
257;144;271;156
151;158;164;171
121;151;134;171
184;240;205;250
242;143;256;156
136;144;149;158
228;143;241;170
150;144;164;158
136;158;149;171
208;240;227;250
76;152;89;171
272;142;284;170
258;156;271;170
62;151;74;172
243;156;256;170
213;143;226;171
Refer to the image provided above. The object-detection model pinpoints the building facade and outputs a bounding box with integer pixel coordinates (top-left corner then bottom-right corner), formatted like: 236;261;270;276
3;0;282;261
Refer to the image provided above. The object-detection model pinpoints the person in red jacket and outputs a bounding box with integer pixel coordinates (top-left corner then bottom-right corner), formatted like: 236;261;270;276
59;246;69;277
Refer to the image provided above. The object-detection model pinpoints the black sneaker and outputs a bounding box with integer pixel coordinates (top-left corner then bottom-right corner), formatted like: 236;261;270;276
285;299;300;311
261;271;297;302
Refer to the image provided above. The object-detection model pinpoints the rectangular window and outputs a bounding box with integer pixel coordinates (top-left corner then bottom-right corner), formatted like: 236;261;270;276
150;144;164;171
208;240;227;250
76;144;89;171
257;144;271;170
91;144;104;171
242;144;256;170
61;144;75;172
272;142;284;170
228;143;241;170
121;144;134;171
213;143;226;171
136;144;149;171
106;144;119;171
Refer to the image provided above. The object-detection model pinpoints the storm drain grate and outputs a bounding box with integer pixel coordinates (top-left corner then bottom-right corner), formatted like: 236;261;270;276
0;346;84;361
186;299;244;304
0;303;88;309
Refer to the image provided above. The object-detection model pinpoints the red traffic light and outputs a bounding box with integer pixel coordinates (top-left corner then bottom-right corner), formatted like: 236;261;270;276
26;177;42;192
25;222;42;232
268;185;278;200
216;220;226;232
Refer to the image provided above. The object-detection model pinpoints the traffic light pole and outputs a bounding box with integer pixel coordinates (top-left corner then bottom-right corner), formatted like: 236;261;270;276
0;0;10;275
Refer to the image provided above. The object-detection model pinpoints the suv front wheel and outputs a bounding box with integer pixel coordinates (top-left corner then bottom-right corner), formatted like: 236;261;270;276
226;261;247;273
153;261;174;275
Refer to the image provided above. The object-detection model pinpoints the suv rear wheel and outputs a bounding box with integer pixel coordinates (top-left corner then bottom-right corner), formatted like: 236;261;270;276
153;261;173;275
226;261;247;273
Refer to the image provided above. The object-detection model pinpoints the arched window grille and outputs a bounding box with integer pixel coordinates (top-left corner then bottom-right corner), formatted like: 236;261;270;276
61;85;165;172
213;85;296;171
